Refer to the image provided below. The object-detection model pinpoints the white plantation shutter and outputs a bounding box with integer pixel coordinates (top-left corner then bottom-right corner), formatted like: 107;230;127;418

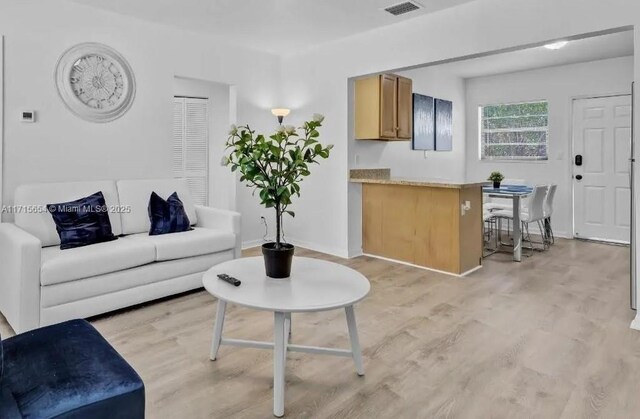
173;100;185;175
173;97;209;205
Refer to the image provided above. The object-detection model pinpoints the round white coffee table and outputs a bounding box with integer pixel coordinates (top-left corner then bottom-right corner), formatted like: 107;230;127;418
203;256;371;417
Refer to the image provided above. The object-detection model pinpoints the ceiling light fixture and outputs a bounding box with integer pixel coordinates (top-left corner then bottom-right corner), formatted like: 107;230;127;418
271;108;291;124
544;41;569;50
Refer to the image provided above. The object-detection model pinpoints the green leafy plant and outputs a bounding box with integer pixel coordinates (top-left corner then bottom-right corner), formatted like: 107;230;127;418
487;171;505;182
223;114;333;249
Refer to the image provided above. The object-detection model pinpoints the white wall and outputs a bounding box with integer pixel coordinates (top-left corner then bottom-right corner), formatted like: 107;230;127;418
278;0;640;259
173;77;235;211
0;35;3;216
2;0;640;265
352;68;467;181
0;0;280;239
171;80;281;247
347;66;467;254
465;56;634;238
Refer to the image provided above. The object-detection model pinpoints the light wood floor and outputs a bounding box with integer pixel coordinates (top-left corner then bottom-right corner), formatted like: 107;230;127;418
1;239;638;418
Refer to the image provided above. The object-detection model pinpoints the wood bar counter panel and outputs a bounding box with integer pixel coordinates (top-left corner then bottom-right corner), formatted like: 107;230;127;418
415;187;459;273
459;186;483;273
382;185;416;263
362;183;482;275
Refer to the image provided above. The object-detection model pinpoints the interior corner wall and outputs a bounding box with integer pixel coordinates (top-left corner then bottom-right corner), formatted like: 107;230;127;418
279;0;640;258
346;66;467;256
172;77;235;211
0;35;4;217
0;0;280;236
351;67;467;182
465;56;634;238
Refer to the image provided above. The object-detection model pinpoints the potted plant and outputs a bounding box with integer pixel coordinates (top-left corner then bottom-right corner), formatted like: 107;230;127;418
488;171;505;189
223;114;333;278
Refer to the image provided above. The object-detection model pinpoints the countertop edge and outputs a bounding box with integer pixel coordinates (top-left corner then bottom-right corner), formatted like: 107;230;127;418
350;178;486;189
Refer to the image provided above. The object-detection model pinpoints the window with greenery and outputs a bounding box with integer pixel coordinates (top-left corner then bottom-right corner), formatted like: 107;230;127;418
480;101;548;161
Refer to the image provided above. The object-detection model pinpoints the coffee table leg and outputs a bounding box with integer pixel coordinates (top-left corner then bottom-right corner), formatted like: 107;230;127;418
209;299;227;361
274;311;287;417
345;305;365;376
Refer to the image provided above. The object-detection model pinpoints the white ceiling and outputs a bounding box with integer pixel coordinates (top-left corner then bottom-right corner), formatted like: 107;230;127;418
71;0;480;53
433;30;634;79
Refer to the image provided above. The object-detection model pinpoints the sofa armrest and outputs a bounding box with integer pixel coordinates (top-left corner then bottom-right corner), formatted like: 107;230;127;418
195;205;242;258
0;223;42;333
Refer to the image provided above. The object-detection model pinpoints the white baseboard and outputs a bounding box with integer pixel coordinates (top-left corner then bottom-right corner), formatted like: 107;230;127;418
241;239;264;250
286;238;349;259
493;224;571;239
362;253;481;278
242;237;349;259
348;248;364;258
553;231;572;239
631;314;640;331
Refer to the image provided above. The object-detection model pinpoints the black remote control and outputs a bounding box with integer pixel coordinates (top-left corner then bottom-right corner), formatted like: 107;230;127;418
217;273;241;287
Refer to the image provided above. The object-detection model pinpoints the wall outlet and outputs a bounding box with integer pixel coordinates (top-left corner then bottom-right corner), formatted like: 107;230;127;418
461;201;472;216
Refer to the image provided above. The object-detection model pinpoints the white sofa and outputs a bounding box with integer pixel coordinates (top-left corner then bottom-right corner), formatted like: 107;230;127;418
0;178;241;333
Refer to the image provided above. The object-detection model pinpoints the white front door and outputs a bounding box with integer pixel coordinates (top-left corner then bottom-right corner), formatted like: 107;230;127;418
573;95;632;243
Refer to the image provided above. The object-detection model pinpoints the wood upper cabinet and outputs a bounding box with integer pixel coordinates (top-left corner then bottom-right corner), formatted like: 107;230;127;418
355;74;412;141
396;76;413;139
379;74;398;138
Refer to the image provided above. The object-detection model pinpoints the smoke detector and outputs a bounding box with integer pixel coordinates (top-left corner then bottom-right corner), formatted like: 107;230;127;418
383;1;422;16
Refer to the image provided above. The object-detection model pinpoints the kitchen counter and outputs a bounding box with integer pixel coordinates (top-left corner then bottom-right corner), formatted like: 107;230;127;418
351;168;483;275
349;168;486;189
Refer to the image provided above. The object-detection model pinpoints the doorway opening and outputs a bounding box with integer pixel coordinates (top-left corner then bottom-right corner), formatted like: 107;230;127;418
346;26;637;313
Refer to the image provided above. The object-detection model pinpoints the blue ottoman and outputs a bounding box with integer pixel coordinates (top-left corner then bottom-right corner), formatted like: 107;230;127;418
0;319;145;419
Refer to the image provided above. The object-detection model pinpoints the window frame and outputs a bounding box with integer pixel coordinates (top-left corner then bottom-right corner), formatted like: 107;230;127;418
478;100;550;162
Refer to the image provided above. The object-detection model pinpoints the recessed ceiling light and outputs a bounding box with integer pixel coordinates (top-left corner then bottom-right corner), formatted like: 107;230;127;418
544;41;569;50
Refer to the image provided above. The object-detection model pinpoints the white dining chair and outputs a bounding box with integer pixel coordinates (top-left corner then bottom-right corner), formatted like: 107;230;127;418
543;184;557;245
493;184;550;254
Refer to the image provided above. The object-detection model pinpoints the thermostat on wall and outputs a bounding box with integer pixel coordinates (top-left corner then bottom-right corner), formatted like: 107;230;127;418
21;111;36;122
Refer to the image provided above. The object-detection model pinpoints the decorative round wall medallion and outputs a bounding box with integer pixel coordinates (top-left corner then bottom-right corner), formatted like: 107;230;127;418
55;42;136;123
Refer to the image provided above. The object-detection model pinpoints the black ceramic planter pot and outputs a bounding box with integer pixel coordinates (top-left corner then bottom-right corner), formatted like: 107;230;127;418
493;181;501;189
262;242;295;278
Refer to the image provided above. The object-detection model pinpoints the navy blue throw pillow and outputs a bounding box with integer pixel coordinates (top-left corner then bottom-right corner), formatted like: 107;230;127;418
48;191;117;250
148;191;192;236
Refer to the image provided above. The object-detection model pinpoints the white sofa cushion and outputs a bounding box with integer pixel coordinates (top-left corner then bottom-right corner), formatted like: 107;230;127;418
41;238;156;285
14;181;122;247
117;178;197;235
123;227;236;261
40;252;233;308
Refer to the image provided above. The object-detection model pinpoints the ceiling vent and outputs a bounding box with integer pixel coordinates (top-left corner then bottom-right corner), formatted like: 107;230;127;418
384;1;422;16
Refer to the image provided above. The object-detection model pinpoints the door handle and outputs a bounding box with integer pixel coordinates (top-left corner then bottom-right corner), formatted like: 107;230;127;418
575;155;583;166
575;174;583;180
